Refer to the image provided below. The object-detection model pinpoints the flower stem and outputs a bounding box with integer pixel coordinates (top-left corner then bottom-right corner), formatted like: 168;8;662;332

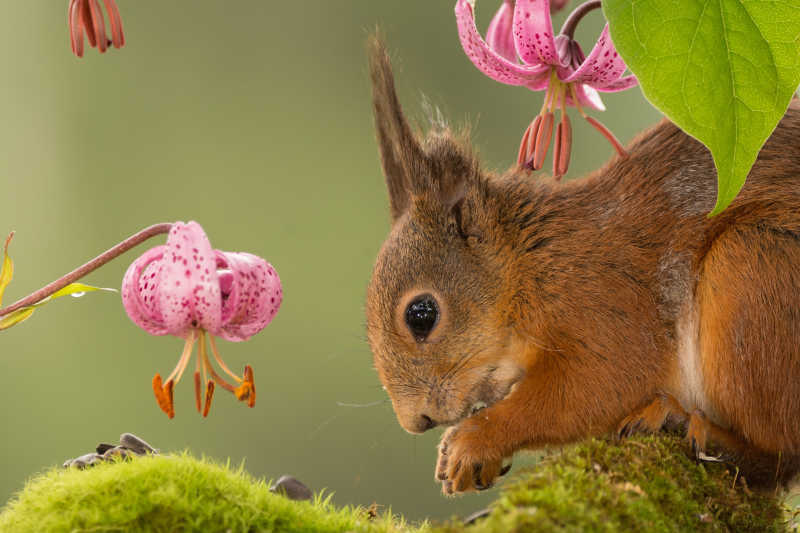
0;222;173;318
559;0;602;39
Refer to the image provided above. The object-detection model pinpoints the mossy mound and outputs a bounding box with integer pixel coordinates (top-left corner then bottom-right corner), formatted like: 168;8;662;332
0;453;422;533
0;436;787;532
447;435;784;532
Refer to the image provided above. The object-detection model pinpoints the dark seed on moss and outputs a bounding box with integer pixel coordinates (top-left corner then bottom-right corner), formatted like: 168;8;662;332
463;508;490;525
119;433;156;455
269;475;312;501
95;443;115;455
63;453;103;469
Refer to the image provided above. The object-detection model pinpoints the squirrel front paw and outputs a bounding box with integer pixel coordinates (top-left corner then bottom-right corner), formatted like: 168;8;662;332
616;392;689;438
435;424;511;495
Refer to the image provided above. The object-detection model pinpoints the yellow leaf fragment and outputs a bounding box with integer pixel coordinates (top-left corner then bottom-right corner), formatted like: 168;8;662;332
0;307;35;331
0;232;14;307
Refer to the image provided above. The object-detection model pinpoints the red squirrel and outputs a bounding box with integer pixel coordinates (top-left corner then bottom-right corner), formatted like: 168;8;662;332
365;37;800;495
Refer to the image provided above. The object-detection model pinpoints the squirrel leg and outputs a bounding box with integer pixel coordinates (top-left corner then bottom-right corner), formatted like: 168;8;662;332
616;392;689;439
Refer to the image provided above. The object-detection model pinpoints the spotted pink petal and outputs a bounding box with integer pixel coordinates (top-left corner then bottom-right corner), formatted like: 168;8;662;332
562;25;631;88
485;0;517;63
513;0;558;66
595;74;639;92
456;0;552;87
567;83;605;111
122;246;168;336
216;252;282;342
525;72;554;91
157;221;222;337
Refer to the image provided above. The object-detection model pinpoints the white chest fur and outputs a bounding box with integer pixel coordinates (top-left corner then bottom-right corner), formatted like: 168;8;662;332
670;302;722;425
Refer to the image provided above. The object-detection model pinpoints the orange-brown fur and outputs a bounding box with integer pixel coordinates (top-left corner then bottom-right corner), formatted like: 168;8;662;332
365;36;800;494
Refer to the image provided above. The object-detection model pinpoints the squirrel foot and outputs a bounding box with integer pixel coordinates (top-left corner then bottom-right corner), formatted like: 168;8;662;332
618;398;730;463
687;409;724;462
436;423;511;495
616;392;689;439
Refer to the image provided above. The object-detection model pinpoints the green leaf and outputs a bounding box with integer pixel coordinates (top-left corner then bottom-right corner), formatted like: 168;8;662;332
604;0;800;215
0;283;116;331
0;232;14;306
0;308;34;331
45;283;117;303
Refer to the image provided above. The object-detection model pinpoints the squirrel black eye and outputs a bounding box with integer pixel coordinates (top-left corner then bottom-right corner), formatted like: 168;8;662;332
405;295;439;341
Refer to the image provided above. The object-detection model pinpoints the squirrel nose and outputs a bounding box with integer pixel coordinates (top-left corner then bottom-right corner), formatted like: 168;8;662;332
419;414;436;432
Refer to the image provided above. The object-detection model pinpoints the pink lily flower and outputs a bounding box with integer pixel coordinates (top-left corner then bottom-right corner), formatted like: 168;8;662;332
456;0;638;178
122;221;282;418
69;0;125;58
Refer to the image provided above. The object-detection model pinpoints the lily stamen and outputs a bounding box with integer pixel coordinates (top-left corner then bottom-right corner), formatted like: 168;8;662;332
68;0;125;58
236;366;256;408
152;375;173;418
553;89;572;180
208;334;243;384
194;369;202;414
164;330;197;385
569;84;627;158
198;332;237;394
203;381;215;417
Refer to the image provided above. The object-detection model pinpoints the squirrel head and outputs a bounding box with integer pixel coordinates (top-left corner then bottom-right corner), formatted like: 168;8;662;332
365;37;526;434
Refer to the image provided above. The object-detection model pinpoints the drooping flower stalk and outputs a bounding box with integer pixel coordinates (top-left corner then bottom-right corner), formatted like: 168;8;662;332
456;0;638;179
0;223;172;319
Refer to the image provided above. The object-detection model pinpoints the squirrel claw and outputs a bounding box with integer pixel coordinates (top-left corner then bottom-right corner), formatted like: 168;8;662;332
473;464;494;491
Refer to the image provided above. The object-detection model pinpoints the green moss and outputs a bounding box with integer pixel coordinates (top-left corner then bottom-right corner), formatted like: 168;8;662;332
439;435;784;532
0;453;425;533
0;436;787;532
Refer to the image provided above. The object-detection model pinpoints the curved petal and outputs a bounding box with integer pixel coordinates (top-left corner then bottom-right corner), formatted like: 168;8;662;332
561;25;629;88
217;252;282;342
216;252;240;327
456;0;551;87
157;221;222;337
595;74;639;92
121;246;168;336
524;70;554;91
485;0;516;62
513;0;558;66
566;83;606;111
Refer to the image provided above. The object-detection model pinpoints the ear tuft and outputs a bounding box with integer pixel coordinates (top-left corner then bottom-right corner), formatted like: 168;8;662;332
368;32;480;220
368;32;425;221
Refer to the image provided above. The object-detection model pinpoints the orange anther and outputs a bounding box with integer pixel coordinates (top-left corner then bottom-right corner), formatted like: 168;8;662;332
557;113;572;177
525;115;543;168
194;371;202;413
202;381;215;417
553;113;572;180
553;122;563;180
245;365;256;408
533;112;554;170
235;365;256;408
163;378;175;418
517;122;533;167
152;374;174;419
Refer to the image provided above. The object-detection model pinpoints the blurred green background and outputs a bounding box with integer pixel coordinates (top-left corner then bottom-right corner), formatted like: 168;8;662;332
0;0;660;523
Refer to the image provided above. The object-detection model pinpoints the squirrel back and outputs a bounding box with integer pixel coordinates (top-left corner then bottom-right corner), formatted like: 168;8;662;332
365;36;800;492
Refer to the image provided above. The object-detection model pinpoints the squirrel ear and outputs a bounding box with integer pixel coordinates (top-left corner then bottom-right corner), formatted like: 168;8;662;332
368;34;427;221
